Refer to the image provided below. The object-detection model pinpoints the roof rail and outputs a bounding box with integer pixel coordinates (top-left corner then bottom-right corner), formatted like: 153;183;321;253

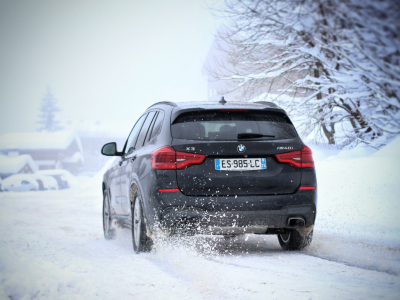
147;101;177;109
253;101;278;108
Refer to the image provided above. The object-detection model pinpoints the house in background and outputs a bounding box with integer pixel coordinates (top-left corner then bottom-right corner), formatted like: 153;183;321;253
63;118;129;175
0;154;38;179
0;131;84;174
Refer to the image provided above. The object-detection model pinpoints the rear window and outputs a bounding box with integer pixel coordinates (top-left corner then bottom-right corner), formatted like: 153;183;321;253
171;110;297;140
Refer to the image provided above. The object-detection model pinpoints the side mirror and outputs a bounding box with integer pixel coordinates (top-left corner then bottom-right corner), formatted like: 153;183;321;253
101;142;121;156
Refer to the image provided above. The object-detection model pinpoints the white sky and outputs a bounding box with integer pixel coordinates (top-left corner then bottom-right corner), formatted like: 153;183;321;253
0;0;220;138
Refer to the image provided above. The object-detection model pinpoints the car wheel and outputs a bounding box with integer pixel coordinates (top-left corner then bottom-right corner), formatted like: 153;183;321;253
278;229;313;251
132;190;152;253
103;190;115;240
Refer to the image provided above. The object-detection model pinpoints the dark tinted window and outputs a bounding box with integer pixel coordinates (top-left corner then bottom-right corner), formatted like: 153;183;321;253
171;110;297;140
125;114;147;153
136;111;156;149
150;111;164;140
146;111;158;143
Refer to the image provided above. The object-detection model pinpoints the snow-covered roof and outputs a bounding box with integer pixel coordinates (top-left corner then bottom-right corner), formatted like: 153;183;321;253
0;154;38;174
0;131;83;153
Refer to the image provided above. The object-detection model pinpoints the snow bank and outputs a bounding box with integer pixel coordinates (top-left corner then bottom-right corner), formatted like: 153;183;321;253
371;134;400;159
325;145;377;160
305;135;400;274
79;157;116;199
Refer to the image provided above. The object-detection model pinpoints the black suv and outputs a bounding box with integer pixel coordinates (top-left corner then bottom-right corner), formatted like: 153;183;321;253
101;100;317;253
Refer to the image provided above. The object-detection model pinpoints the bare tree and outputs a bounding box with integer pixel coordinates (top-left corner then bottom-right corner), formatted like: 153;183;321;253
208;0;400;148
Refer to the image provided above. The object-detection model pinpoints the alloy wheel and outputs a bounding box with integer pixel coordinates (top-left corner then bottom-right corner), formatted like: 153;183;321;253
280;231;291;243
133;199;142;249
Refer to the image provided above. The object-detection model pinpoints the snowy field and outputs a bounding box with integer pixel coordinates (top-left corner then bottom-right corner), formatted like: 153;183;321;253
1;138;400;299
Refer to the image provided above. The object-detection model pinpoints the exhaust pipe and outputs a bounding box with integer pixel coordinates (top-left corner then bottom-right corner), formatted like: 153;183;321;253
287;217;305;228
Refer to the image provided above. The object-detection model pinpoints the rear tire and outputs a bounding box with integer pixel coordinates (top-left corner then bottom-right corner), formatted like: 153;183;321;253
278;229;313;251
132;190;152;253
103;190;116;240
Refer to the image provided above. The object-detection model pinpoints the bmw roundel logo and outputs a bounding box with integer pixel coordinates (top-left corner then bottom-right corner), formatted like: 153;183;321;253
237;144;246;153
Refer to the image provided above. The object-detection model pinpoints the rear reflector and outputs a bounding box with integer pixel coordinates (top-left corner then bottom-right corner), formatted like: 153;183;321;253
158;188;181;193
299;186;316;190
275;145;315;168
151;146;206;170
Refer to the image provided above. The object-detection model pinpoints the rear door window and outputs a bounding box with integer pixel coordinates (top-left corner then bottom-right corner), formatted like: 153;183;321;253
149;111;164;141
171;110;297;140
125;114;147;154
135;111;156;149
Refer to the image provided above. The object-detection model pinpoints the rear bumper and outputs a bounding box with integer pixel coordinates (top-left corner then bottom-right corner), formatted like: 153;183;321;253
160;203;316;230
142;180;317;234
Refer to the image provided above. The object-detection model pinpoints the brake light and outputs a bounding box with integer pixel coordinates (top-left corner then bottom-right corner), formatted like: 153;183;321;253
299;186;316;190
275;145;314;168
151;146;206;170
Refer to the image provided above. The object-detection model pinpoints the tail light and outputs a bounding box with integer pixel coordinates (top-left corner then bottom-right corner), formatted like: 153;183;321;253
151;146;206;170
275;145;314;168
151;147;176;169
158;188;180;192
299;186;316;190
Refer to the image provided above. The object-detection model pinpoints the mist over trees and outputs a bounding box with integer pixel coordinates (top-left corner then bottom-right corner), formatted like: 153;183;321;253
209;0;400;148
37;86;63;132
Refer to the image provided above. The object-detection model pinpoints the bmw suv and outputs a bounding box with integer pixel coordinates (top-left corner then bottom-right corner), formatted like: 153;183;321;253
101;99;317;253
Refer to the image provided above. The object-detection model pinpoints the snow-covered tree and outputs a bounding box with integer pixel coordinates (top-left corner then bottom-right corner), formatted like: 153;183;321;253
209;0;400;148
37;86;63;132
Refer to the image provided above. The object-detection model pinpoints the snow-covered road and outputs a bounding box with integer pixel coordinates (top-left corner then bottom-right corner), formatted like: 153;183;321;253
0;190;399;300
1;138;400;299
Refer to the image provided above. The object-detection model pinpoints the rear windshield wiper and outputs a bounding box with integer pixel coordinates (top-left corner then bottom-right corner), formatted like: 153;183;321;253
237;133;275;139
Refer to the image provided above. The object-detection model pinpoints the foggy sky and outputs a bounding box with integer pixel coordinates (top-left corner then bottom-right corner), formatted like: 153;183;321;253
0;0;219;137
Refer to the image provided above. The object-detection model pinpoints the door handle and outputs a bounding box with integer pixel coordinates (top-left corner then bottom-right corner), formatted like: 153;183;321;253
118;160;123;166
131;155;137;162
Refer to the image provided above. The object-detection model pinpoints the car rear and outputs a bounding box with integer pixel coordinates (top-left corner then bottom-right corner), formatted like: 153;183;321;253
151;102;317;236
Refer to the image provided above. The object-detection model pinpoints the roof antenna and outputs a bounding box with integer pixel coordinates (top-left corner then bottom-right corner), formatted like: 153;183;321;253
219;96;227;104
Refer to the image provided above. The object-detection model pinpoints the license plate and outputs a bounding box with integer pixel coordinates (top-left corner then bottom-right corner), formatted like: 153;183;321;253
215;158;266;171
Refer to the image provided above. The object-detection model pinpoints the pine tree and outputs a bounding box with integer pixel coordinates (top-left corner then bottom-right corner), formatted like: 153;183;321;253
37;86;63;132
